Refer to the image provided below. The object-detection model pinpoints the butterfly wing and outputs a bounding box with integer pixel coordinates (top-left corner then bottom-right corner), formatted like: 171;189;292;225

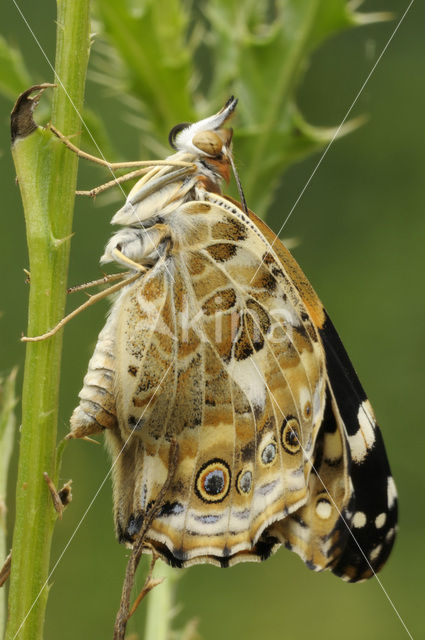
70;191;397;579
243;203;398;580
109;195;328;566
318;314;398;581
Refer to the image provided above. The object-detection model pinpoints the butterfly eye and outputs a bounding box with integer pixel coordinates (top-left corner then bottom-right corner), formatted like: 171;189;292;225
168;122;191;149
195;459;231;503
281;417;301;454
192;130;223;157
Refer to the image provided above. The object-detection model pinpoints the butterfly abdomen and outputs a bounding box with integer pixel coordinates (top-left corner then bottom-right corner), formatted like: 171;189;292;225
69;307;119;439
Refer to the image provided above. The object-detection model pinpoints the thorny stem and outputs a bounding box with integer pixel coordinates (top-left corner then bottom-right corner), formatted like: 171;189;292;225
0;369;18;637
5;2;90;638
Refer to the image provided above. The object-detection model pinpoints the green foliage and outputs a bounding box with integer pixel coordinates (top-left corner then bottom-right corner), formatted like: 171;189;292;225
0;1;384;216
90;0;380;213
0;36;31;100
203;0;358;211
93;0;196;139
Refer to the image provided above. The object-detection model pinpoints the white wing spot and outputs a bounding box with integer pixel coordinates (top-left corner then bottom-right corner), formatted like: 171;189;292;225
387;476;397;509
312;378;325;422
228;358;266;409
348;430;367;463
323;430;343;462
352;511;367;528
315;499;332;520
348;401;376;463
385;527;395;543
369;544;382;562
358;400;376;445
375;513;386;529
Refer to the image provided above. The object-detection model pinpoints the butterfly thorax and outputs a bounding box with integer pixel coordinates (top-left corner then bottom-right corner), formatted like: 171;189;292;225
100;165;228;268
101;98;238;270
101;153;233;270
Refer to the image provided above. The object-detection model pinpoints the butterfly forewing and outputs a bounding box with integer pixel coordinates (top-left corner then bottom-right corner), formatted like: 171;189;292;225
318;315;398;581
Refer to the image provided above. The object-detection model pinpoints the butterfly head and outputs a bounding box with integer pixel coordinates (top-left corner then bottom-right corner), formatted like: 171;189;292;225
168;96;237;182
111;98;242;230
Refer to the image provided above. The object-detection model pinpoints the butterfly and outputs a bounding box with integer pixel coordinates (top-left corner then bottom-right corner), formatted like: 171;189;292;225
69;97;397;582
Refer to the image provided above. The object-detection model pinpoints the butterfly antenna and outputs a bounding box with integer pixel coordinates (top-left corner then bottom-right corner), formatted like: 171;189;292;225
228;152;248;214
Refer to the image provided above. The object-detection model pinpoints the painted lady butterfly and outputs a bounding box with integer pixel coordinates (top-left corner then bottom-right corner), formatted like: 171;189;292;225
69;98;397;582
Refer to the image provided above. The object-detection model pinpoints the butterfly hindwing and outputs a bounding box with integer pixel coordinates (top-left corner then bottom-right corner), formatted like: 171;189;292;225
104;197;329;566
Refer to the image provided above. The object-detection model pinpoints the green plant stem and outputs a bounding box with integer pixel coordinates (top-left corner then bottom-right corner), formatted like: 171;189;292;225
5;2;90;639
144;561;179;640
0;368;18;638
241;0;321;208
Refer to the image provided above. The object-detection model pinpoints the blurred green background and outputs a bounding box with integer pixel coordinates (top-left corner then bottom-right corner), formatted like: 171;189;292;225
1;1;424;638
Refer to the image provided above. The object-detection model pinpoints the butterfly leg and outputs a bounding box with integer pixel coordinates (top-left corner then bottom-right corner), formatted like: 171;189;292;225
76;168;151;198
49;124;194;170
21;271;142;343
49;124;156;169
67;271;132;293
0;552;11;588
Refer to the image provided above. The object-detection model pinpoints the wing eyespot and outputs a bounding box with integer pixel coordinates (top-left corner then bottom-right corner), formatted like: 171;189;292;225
260;441;277;466
303;401;312;419
195;458;231;503
281;417;301;455
236;469;253;495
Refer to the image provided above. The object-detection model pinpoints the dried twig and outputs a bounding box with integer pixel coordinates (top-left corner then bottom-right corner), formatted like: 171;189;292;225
128;553;163;618
0;552;11;588
43;473;72;519
113;441;179;640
